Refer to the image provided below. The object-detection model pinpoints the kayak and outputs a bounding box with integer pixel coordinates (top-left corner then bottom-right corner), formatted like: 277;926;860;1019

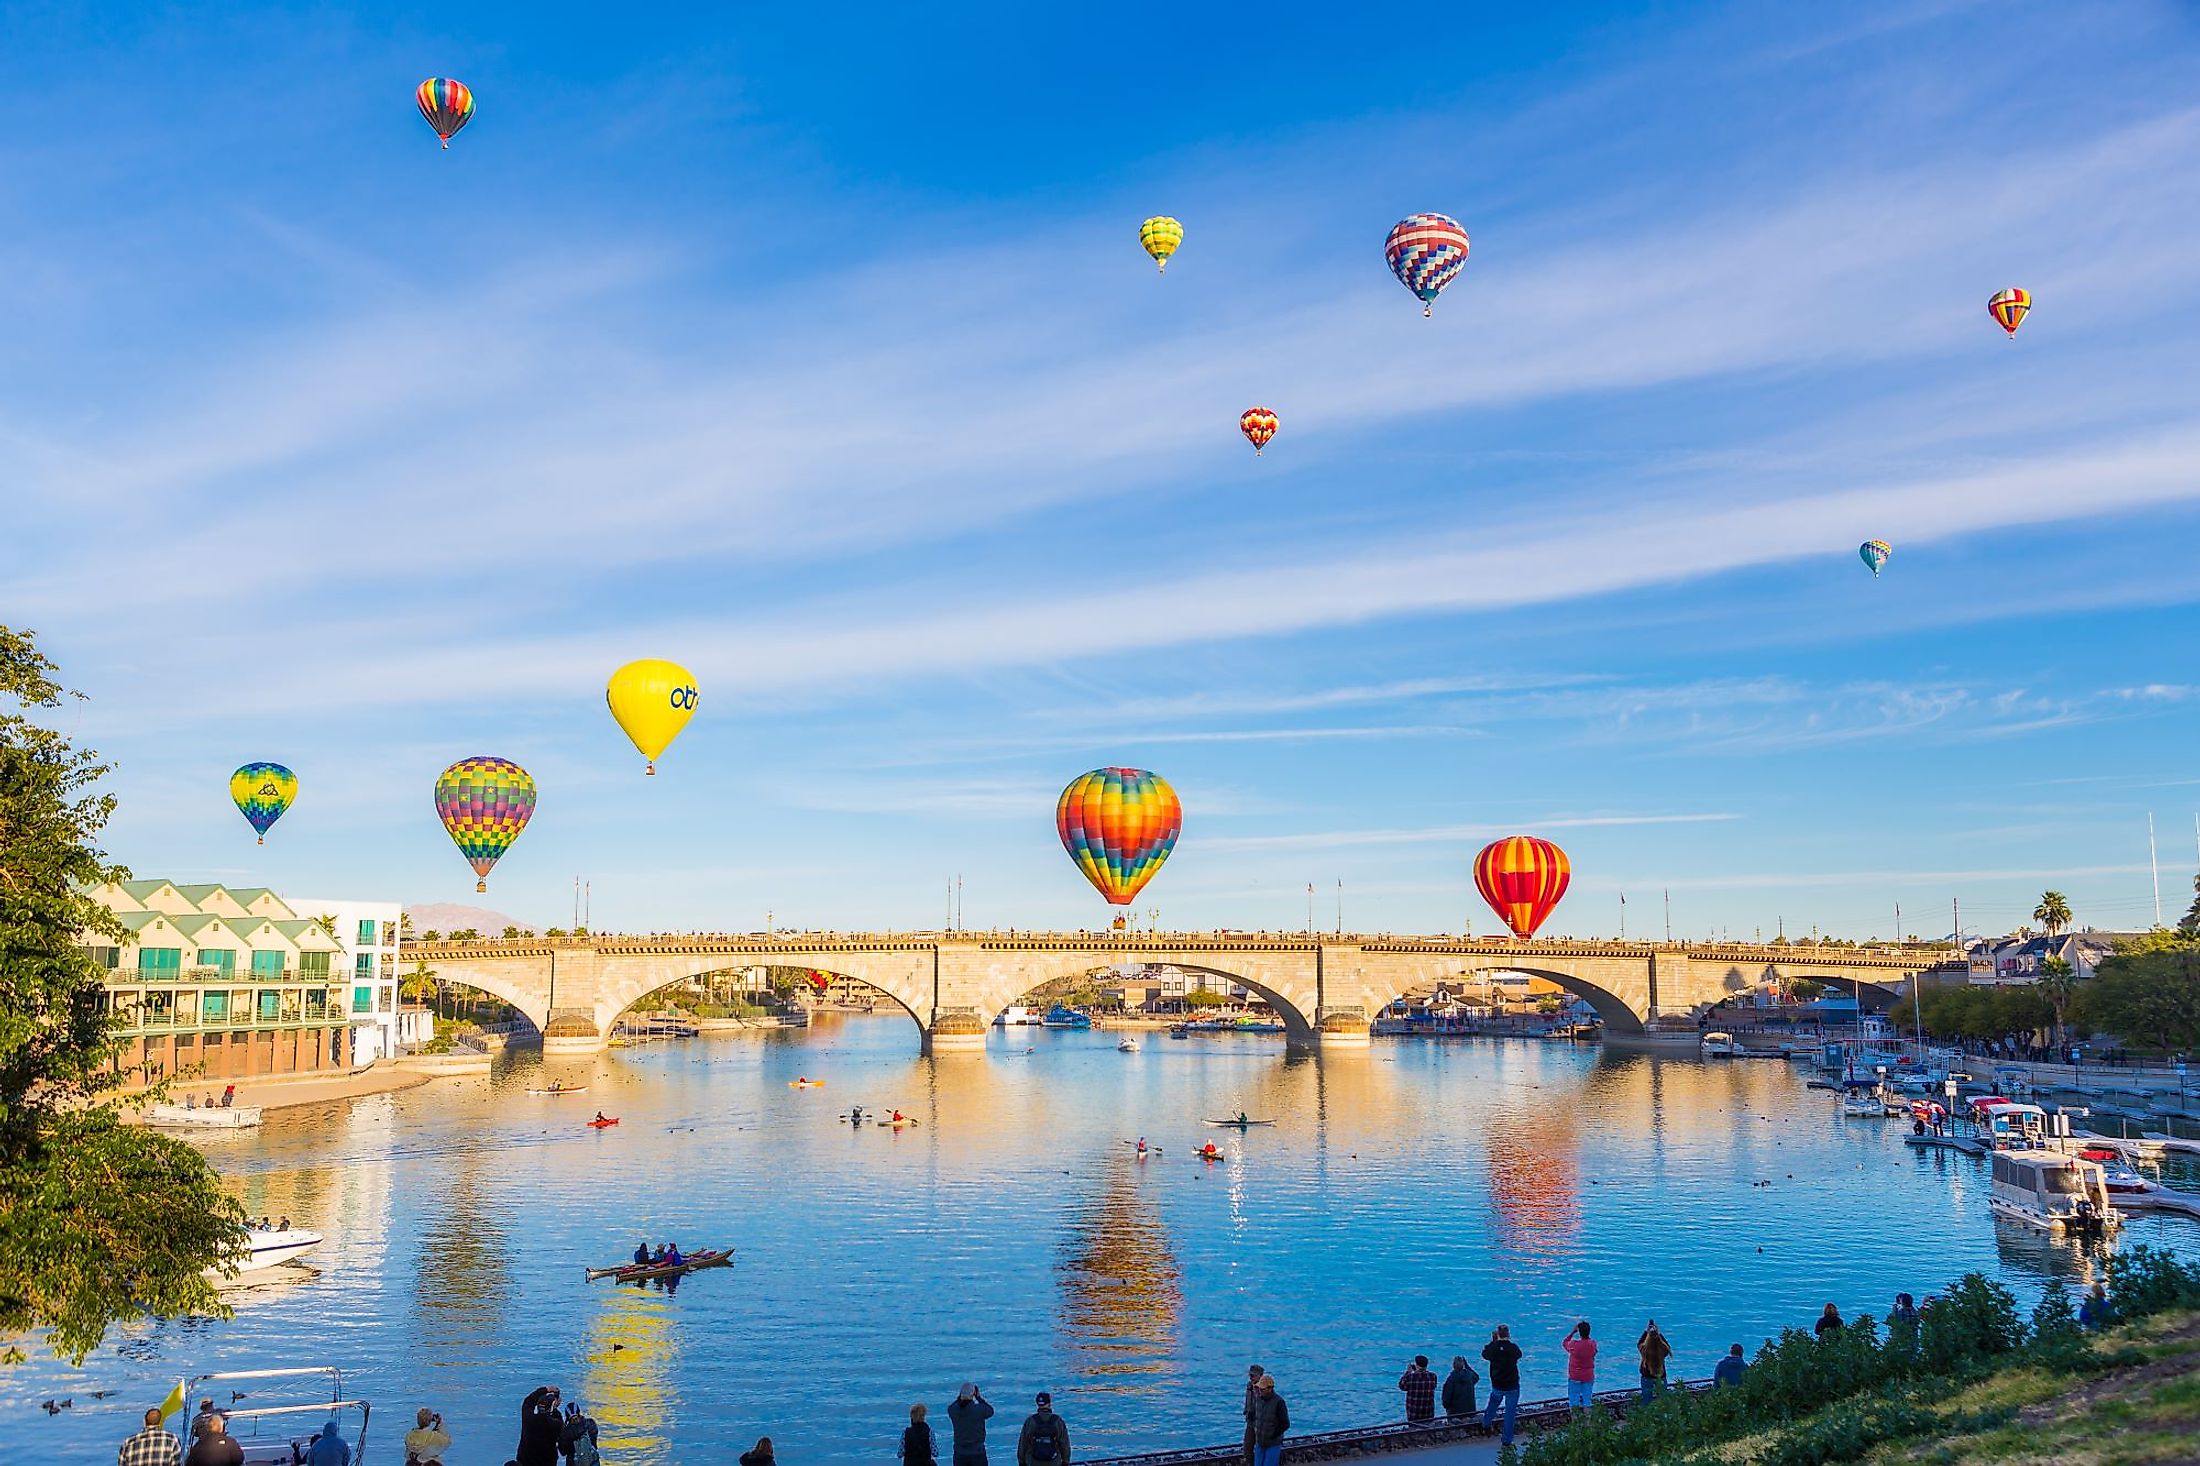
584;1247;734;1282
586;1118;619;1129
1122;1141;1163;1157
1204;1118;1275;1127
788;1080;826;1089
528;1085;588;1095
876;1118;919;1128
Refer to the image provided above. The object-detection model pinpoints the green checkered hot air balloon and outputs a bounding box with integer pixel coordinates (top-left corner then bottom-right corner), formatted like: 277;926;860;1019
229;762;297;845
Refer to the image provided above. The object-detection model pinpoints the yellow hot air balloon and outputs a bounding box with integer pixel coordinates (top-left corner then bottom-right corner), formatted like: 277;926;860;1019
606;660;699;775
1139;216;1183;274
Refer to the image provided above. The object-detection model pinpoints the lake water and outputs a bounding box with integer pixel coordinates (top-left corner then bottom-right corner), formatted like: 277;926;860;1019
14;1018;2196;1465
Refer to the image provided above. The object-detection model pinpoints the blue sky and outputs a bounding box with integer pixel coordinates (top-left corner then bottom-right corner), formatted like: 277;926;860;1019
7;1;2200;939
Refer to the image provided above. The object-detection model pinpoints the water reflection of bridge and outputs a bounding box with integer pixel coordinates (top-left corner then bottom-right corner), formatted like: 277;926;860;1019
413;933;1957;1055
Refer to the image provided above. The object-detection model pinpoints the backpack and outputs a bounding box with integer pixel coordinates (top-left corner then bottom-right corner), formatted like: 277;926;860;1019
568;1429;600;1466
1028;1418;1060;1464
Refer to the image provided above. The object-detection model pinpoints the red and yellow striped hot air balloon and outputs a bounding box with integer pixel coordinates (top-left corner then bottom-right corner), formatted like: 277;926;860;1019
1474;835;1571;939
1987;287;2030;339
416;78;475;149
1239;407;1278;457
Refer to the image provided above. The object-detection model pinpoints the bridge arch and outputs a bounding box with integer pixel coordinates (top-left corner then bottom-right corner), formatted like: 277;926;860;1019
975;957;1319;1049
602;962;929;1041
593;950;935;1048
1446;965;1650;1034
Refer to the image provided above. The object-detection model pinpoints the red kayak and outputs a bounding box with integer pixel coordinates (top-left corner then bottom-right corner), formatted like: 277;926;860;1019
587;1117;619;1129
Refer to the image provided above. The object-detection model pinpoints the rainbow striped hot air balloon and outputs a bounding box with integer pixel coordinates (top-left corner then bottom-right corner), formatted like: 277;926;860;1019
1239;407;1278;456
416;78;475;149
1139;216;1184;274
1474;835;1571;940
1057;768;1182;906
1385;213;1470;317
1988;287;2030;338
1859;539;1892;578
229;762;297;845
434;756;536;892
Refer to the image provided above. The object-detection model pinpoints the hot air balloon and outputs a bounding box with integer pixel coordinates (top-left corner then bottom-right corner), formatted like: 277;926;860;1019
1988;287;2030;338
434;756;536;892
1385;213;1470;317
1239;407;1278;456
606;659;699;775
1859;539;1892;577
229;762;297;845
1057;768;1182;906
1474;835;1571;939
1139;216;1184;274
416;78;475;149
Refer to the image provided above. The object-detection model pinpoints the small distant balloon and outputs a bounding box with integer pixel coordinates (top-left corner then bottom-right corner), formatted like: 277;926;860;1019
1139;216;1184;274
434;756;536;892
1385;213;1470;317
229;763;297;845
1859;540;1892;577
1474;835;1571;939
1058;767;1182;906
1239;407;1278;456
416;78;475;149
606;659;699;775
1988;287;2030;338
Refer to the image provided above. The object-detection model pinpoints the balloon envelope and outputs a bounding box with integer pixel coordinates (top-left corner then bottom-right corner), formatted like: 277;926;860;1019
416;78;475;148
1474;835;1571;939
1057;768;1182;905
607;658;699;774
229;762;297;845
1140;216;1184;273
434;756;536;892
1239;407;1278;455
1859;539;1892;577
1385;213;1470;316
1988;287;2030;337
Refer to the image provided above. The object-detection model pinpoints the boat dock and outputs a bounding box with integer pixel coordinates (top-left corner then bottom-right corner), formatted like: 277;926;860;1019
1904;1133;1982;1155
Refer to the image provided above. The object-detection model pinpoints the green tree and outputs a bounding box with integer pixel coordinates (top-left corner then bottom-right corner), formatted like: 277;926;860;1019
2036;955;2079;1043
500;925;520;940
0;626;244;1363
399;961;439;1006
2033;891;2072;937
2181;874;2200;939
2072;947;2200;1053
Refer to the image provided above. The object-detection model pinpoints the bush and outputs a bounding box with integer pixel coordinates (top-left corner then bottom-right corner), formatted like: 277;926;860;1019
2027;1283;2088;1370
1757;1390;1940;1466
2104;1243;2200;1317
1917;1275;2024;1377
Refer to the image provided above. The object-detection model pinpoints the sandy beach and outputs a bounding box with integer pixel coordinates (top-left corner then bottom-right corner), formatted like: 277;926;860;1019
139;1063;433;1115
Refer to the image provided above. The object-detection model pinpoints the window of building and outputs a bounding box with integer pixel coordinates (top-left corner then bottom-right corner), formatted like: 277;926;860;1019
355;953;374;979
137;947;181;978
203;991;229;1021
257;989;281;1022
280;989;302;1023
198;949;236;975
143;991;172;1026
380;986;395;1012
305;989;326;1019
358;918;377;946
89;945;119;970
250;950;286;978
353;986;374;1014
175;991;198;1025
299;951;331;978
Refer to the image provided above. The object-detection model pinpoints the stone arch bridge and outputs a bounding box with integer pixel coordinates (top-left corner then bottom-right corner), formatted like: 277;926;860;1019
407;932;1957;1054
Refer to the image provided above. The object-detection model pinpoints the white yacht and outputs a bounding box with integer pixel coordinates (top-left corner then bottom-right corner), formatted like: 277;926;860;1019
185;1368;368;1466
995;1005;1041;1027
205;1227;323;1278
1117;1036;1140;1052
1700;1031;1738;1058
146;1101;263;1130
1986;1148;2119;1236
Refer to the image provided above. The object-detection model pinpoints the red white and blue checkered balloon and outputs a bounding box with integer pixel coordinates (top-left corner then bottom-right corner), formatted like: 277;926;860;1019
1385;213;1470;317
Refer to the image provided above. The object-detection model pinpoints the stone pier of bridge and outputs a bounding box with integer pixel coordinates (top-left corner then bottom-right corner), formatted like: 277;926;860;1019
409;932;1959;1056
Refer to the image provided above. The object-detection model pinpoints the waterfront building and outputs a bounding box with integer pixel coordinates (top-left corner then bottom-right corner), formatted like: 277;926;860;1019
79;879;394;1084
1966;932;2119;986
284;894;404;1060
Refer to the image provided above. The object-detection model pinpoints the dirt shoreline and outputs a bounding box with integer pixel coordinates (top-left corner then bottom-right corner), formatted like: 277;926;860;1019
136;1064;435;1115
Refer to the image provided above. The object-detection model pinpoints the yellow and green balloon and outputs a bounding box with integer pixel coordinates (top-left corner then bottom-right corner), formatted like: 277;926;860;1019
606;659;699;775
434;756;536;892
229;762;297;845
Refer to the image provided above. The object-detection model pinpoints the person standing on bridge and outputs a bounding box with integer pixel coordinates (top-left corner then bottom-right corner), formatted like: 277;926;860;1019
1397;1355;1437;1423
1248;1376;1289;1466
1562;1321;1597;1411
948;1384;993;1466
1637;1320;1671;1401
1479;1326;1523;1447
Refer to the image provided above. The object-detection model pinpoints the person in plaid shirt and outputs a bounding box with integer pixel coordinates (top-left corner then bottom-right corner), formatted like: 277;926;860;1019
118;1408;182;1466
1397;1355;1438;1423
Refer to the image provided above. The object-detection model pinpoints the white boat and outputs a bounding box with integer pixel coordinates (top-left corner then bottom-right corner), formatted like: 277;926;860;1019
146;1101;263;1130
1117;1037;1140;1052
1986;1148;2119;1235
1700;1031;1737;1058
206;1227;323;1278
1840;1093;1894;1118
183;1368;369;1466
995;1005;1042;1027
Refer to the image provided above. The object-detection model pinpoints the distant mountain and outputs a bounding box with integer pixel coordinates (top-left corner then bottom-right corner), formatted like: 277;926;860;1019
404;902;540;938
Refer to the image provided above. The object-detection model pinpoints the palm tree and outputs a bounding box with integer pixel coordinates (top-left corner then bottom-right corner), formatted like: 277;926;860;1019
2033;891;2072;938
2036;955;2079;1044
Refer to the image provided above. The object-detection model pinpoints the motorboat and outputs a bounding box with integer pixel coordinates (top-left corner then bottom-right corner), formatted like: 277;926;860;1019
1041;1005;1093;1029
1986;1148;2120;1235
1117;1037;1140;1052
184;1367;368;1466
1700;1031;1738;1058
1982;1103;2051;1151
206;1227;323;1278
2076;1147;2200;1217
995;1005;1042;1027
1841;1093;1895;1118
146;1101;263;1130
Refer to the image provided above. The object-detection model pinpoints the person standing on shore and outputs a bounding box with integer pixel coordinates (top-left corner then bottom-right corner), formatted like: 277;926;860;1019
1479;1326;1523;1447
740;1439;776;1466
404;1408;452;1466
902;1404;937;1466
1440;1356;1479;1418
120;1407;183;1466
559;1401;600;1466
1240;1363;1264;1466
183;1415;243;1466
1248;1376;1289;1466
1562;1321;1597;1411
518;1387;563;1466
1712;1345;1748;1387
949;1384;994;1466
1397;1355;1437;1423
1815;1304;1844;1340
1637;1320;1671;1400
1017;1393;1069;1466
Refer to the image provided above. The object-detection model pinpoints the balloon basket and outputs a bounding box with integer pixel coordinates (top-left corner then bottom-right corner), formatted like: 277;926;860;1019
475;880;487;893
646;762;657;776
256;836;265;846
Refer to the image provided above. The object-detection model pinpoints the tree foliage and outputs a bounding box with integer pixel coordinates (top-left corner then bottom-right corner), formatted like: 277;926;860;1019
2072;946;2200;1053
0;626;244;1363
2032;890;2072;936
1913;984;2052;1043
